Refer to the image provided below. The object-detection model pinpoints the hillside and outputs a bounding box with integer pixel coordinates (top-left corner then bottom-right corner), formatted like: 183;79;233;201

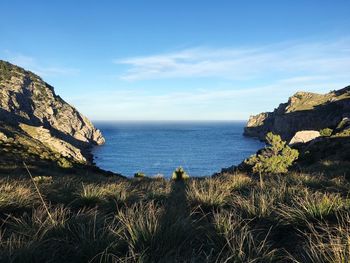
0;60;104;168
1;61;350;262
244;86;350;141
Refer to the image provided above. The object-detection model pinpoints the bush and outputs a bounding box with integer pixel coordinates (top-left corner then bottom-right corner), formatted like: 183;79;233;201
320;128;333;137
57;158;73;168
171;167;189;181
245;132;299;187
134;172;146;178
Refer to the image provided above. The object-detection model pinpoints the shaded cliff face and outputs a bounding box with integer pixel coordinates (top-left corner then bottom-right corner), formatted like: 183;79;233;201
244;86;350;141
0;60;104;165
0;60;104;146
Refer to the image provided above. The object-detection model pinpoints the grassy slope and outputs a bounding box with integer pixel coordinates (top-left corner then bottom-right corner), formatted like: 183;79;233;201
293;135;350;180
1;169;350;262
285;89;350;113
0;122;73;169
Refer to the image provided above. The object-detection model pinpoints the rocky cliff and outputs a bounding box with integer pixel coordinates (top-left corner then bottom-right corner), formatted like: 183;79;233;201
0;60;104;166
244;85;350;141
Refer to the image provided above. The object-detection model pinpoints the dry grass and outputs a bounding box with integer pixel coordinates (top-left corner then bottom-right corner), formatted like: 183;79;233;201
186;174;252;209
279;191;345;226
0;179;38;211
0;171;350;262
212;210;277;262
291;213;350;263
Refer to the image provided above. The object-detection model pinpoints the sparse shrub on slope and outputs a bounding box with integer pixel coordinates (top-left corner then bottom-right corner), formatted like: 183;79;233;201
320;128;333;137
172;166;189;181
245;132;299;187
134;172;146;178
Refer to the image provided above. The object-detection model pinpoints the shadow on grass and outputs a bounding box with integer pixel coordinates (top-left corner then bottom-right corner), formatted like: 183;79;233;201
148;180;211;262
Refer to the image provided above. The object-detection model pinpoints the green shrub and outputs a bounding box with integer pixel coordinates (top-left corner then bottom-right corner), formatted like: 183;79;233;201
134;172;146;178
320;128;333;137
171;167;189;181
57;158;73;168
0;61;13;81
245;132;299;187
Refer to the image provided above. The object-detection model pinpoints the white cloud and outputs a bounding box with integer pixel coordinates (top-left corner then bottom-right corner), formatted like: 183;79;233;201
2;51;79;77
115;39;350;81
69;77;349;121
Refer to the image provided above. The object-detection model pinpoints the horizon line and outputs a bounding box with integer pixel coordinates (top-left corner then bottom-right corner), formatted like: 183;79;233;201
91;119;248;122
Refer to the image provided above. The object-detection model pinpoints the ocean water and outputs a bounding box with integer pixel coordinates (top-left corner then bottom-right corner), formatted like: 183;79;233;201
92;121;264;177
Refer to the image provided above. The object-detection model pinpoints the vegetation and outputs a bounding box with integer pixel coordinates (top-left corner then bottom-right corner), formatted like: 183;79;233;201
134;172;146;178
320;128;333;137
245;132;299;187
171;166;189;181
1;167;350;262
0;61;12;81
334;129;350;137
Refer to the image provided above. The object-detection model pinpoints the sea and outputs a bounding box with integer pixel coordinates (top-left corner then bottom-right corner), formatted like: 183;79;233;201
91;121;264;177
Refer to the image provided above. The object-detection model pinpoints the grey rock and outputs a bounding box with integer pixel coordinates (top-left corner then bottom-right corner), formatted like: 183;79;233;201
244;86;350;141
289;130;320;145
0;60;105;163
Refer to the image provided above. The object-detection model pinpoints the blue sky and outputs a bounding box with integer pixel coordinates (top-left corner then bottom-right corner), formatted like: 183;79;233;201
1;0;350;120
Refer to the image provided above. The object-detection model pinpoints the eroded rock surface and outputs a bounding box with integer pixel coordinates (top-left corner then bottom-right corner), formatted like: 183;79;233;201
289;130;320;145
0;60;105;164
244;86;350;141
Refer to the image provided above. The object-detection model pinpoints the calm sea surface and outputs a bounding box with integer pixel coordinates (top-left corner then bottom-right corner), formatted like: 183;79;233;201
92;121;264;177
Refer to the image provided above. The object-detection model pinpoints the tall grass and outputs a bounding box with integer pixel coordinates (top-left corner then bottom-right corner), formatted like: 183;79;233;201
0;180;38;212
187;178;231;208
279;191;344;225
114;201;161;261
75;182;132;207
186;174;252;209
212;210;277;262
1;171;350;262
232;190;277;219
292;213;350;263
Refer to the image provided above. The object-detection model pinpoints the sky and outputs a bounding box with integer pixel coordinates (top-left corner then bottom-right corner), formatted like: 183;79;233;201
1;0;350;120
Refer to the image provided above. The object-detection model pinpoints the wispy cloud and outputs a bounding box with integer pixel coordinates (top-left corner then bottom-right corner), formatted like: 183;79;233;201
2;51;79;77
115;39;350;81
70;77;349;121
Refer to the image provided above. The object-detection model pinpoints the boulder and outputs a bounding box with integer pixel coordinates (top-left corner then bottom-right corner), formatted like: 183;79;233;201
289;130;320;145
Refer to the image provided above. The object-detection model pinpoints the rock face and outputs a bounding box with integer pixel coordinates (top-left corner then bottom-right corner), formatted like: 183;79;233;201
0;60;104;164
289;130;320;145
19;123;86;163
244;86;350;141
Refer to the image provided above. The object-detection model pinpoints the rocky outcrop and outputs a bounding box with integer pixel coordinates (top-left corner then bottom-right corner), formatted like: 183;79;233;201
19;123;86;163
244;86;350;141
289;130;320;145
0;60;105;164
